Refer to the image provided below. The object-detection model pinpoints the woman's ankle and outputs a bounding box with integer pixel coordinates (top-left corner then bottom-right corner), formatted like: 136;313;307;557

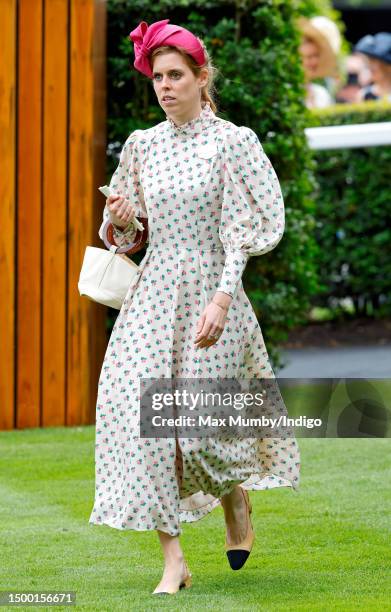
163;551;185;567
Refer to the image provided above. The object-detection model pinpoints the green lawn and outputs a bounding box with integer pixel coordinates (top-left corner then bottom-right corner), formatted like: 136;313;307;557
0;427;390;611
282;380;391;438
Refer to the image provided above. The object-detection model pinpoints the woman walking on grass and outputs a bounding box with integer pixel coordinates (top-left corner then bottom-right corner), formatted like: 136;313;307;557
89;18;301;595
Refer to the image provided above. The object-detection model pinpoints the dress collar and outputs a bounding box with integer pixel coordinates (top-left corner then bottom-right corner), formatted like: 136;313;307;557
166;102;216;137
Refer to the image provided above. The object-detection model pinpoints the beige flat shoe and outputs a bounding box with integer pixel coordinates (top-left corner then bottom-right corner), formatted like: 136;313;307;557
152;561;192;595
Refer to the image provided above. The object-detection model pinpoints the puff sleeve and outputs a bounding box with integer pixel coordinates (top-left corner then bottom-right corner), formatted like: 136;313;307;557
98;129;147;248
217;126;285;298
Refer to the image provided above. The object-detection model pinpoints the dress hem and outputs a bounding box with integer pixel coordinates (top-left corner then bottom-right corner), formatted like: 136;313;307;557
88;473;299;536
179;476;299;524
88;517;181;537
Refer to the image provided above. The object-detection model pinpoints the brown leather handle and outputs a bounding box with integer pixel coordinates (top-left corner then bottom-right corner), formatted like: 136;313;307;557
102;218;148;255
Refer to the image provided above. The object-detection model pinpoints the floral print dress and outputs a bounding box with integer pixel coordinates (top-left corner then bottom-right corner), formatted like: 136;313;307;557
88;102;301;536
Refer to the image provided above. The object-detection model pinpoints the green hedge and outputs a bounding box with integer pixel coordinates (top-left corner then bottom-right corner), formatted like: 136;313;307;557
309;100;391;317
106;0;324;366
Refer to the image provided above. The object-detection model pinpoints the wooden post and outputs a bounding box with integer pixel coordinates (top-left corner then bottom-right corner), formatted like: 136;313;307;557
0;0;17;430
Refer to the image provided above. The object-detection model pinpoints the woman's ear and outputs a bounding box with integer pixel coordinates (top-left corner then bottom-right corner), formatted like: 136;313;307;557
199;67;209;88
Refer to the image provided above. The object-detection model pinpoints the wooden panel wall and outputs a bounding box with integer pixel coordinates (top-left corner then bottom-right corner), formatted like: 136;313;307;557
0;0;107;430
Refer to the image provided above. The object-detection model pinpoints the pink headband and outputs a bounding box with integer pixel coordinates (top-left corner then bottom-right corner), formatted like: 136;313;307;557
129;19;207;78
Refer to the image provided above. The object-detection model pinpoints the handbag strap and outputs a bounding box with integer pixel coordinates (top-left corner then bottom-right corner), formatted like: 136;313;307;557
101;218;149;255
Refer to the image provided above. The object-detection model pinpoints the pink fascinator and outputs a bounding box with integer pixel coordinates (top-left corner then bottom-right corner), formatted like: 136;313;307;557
129;19;206;78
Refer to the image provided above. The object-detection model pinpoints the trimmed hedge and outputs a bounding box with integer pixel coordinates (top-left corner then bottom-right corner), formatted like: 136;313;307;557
308;100;391;317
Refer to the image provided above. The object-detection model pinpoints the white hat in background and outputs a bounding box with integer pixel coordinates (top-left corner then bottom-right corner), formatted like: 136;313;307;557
298;16;342;78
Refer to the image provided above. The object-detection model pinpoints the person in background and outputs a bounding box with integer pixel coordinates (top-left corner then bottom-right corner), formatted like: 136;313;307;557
298;15;342;109
335;54;372;104
354;32;391;102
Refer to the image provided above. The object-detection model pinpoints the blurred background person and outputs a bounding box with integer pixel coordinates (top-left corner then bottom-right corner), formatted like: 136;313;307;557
354;32;391;102
298;16;342;109
335;53;372;104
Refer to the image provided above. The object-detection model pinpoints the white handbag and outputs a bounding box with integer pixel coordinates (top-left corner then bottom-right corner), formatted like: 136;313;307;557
78;220;142;310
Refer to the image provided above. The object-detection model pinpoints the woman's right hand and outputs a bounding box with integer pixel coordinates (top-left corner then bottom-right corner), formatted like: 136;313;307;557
106;194;136;229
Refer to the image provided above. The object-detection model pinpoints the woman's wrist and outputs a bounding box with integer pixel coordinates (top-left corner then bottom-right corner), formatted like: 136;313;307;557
212;291;233;312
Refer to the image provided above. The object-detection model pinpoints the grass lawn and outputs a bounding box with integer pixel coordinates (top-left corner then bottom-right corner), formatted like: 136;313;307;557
282;380;391;438
0;426;390;611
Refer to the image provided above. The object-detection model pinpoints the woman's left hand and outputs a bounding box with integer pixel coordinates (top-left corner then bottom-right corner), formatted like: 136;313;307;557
194;302;228;349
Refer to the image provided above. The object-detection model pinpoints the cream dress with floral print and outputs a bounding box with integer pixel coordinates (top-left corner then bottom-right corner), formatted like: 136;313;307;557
88;102;301;536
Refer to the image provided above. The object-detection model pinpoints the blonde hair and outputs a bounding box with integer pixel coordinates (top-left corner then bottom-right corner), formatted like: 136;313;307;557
150;40;218;113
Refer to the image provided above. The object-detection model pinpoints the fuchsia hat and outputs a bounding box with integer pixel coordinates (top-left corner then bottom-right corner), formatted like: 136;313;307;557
129;19;207;78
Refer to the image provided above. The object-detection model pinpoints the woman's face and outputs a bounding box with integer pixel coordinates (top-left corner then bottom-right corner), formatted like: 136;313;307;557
299;39;321;80
151;51;208;120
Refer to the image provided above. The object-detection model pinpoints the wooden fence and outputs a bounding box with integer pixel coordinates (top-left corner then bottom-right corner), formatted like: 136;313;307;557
0;0;108;430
